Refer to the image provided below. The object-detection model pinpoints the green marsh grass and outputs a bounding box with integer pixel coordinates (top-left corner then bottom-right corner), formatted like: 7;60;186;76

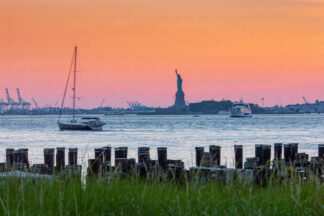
0;171;324;216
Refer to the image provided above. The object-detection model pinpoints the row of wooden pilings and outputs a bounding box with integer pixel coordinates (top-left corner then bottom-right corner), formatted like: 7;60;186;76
1;144;324;181
2;147;79;174
87;143;324;179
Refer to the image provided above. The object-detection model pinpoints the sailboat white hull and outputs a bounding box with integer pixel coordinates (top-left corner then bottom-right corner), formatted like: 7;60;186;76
58;122;104;131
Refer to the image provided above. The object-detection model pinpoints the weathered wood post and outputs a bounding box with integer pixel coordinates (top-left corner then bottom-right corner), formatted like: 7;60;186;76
94;148;104;163
262;145;271;166
103;146;112;163
234;145;243;169
290;143;298;162
44;148;55;173
13;150;19;163
114;147;128;172
88;159;100;177
5;148;14;168
255;144;262;165
209;145;221;166
157;147;167;170
295;153;308;167
115;147;128;159
68;148;78;166
195;147;204;167
284;144;291;163
274;143;282;160
137;147;150;177
138;147;150;163
56;147;65;171
318;144;324;159
19;148;29;168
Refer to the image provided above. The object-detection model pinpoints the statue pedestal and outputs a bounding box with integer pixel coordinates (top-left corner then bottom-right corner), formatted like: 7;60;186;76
174;91;186;108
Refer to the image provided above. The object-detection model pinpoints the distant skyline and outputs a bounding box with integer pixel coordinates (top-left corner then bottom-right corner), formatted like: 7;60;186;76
0;0;323;108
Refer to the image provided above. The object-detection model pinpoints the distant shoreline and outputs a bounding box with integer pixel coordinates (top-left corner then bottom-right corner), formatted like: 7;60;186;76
0;112;321;116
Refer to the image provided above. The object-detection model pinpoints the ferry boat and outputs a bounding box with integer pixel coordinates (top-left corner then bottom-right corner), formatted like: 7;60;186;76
58;46;105;131
229;99;252;117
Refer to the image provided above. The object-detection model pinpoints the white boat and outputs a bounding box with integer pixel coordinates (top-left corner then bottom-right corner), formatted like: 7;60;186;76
230;99;252;117
58;46;105;131
59;117;105;131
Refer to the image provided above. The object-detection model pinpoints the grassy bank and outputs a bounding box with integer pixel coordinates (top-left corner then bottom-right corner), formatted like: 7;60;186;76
0;175;323;216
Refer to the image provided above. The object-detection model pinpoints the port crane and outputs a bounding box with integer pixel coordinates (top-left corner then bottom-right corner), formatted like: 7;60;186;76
32;98;39;109
16;88;31;110
127;100;148;111
99;98;105;108
5;88;19;110
302;96;309;104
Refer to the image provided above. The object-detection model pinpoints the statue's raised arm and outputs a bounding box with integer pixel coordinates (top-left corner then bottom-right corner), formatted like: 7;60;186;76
174;68;183;92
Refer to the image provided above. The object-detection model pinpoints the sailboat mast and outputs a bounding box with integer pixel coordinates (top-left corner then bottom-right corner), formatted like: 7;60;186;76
72;46;77;120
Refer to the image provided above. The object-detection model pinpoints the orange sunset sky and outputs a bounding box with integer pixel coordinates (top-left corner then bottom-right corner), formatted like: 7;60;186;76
0;0;323;108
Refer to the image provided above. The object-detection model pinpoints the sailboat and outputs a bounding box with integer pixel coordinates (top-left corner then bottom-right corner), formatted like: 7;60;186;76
58;46;105;131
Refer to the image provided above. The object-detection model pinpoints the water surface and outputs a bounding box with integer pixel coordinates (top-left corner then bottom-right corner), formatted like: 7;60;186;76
0;114;322;168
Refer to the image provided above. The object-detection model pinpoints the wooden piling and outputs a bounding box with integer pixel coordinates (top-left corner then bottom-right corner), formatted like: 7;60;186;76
94;148;104;163
88;159;100;177
209;145;221;166
290;143;298;162
295;153;308;167
103;146;111;163
318;144;324;159
284;144;291;163
274;143;282;160
195;147;204;167
262;145;271;166
157;147;167;170
56;147;65;171
68;148;78;166
19;148;29;168
5;148;14;167
13;150;19;163
44;148;55;173
115;147;128;159
234;145;243;169
138;147;150;163
255;144;262;165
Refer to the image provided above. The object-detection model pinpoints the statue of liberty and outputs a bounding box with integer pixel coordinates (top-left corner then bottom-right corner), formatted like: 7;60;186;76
175;69;183;93
173;68;186;109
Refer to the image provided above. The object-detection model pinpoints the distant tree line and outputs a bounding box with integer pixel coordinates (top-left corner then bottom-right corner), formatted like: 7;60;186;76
189;100;265;114
189;100;232;113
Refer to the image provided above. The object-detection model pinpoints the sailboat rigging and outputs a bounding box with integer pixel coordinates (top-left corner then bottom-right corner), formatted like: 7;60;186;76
58;46;105;131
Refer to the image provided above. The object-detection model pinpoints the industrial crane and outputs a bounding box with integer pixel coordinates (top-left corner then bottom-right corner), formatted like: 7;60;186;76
127;100;148;111
126;101;132;108
5;88;19;110
302;96;309;104
16;88;23;104
32;98;39;109
99;98;106;108
16;88;31;110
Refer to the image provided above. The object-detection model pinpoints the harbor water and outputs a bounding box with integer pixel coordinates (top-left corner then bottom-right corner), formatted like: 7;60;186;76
0;114;323;168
